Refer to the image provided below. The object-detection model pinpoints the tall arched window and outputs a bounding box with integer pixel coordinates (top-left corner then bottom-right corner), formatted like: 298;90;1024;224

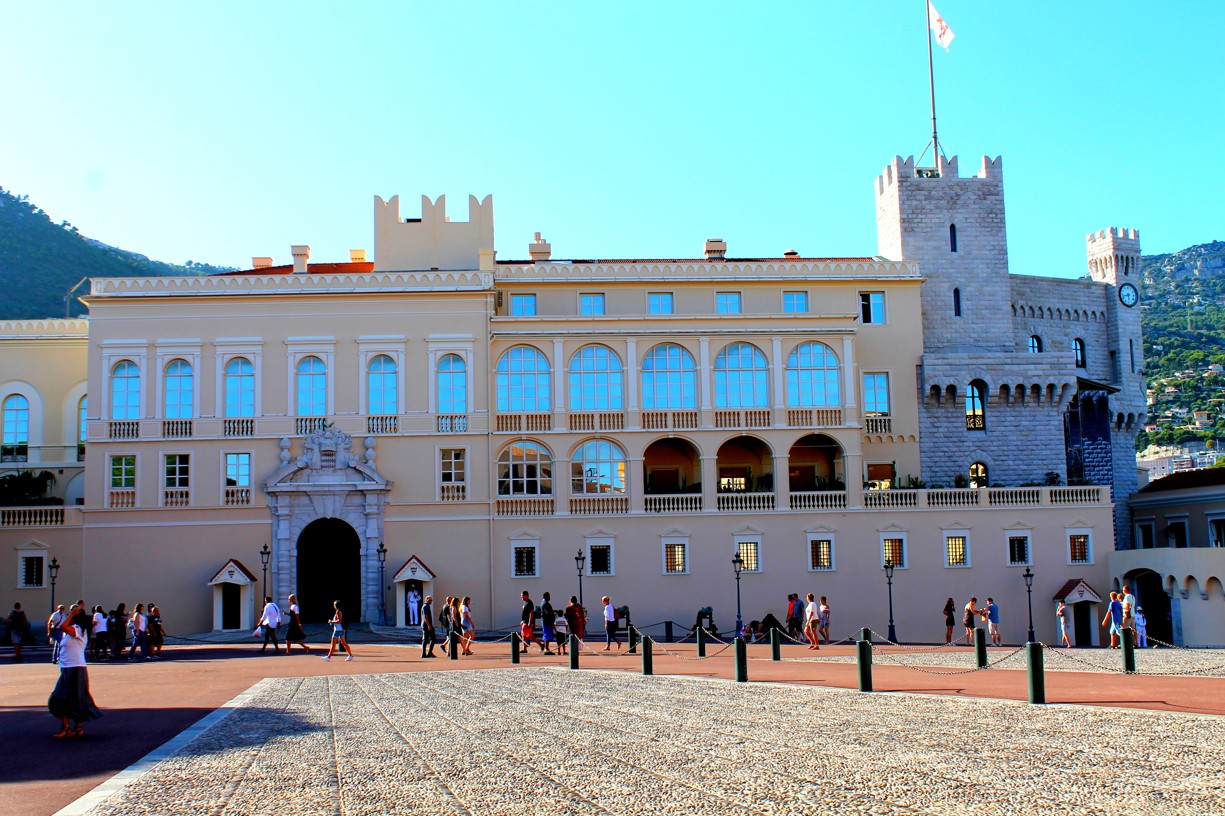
2;394;29;461
1028;335;1042;353
163;359;194;419
1073;338;1086;368
571;439;627;494
965;380;986;429
953;287;962;317
110;360;140;420
949;224;958;252
437;354;468;413
78;396;88;444
224;358;255;418
296;356;327;417
497;346;551;412
969;462;988;488
569;345;623;411
497;441;553;495
714;342;768;408
786;342;841;407
367;355;397;415
641;343;697;409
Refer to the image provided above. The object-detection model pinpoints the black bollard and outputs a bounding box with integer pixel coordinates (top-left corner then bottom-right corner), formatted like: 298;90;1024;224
450;636;459;661
511;632;520;664
642;636;653;676
856;638;873;692
1122;627;1137;673
974;627;988;668
770;627;781;661
735;637;748;683
859;627;871;644
1027;642;1045;704
569;634;579;670
664;620;674;643
628;623;638;654
697;625;707;657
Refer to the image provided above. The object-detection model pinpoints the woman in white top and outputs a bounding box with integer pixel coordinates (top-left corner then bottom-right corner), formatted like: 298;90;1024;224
803;593;821;650
49;604;102;738
91;605;108;660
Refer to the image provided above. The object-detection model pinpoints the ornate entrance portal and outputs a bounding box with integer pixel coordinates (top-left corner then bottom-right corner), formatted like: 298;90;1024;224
264;427;391;624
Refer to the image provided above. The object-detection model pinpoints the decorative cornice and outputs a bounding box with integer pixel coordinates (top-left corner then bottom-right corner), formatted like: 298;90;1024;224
0;318;89;338
88;271;494;299
494;259;920;282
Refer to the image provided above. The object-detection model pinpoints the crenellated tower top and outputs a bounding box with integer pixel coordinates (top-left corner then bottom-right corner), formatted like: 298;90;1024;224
1086;227;1141;284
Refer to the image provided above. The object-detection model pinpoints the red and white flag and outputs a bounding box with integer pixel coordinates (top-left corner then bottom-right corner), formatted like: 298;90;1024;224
928;1;955;50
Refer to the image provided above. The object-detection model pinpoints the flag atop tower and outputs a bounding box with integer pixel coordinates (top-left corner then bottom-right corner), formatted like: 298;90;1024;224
928;1;954;50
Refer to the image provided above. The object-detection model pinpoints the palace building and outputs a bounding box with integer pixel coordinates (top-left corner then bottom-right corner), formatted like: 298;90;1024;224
1;152;1155;644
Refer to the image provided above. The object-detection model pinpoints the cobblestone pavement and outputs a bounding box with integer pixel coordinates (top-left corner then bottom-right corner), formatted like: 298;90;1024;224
793;645;1225;676
78;668;1223;816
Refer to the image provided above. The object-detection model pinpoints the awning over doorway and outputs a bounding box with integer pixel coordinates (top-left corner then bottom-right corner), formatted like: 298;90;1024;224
208;558;258;586
392;555;437;584
1052;578;1102;604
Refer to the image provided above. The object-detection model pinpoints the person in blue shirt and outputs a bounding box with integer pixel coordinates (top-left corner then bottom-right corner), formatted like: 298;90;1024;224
985;598;1001;645
1101;592;1124;648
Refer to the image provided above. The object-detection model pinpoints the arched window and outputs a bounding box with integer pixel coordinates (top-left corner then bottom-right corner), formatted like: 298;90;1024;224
1073;338;1086;368
296;356;327;417
641;343;696;409
949;224;958;252
714;342;768;408
786;342;841;407
2;394;29;460
224;358;255;418
497;346;551;412
437;354;467;413
367;355;397;415
953;287;962;317
965;380;986;429
571;439;627;495
110;360;140;420
969;462;988;488
1028;335;1042;353
78;396;88;444
163;359;194;419
569;345;623;411
497;441;553;495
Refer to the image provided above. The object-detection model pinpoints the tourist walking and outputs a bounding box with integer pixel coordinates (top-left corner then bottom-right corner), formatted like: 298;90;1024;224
563;595;586;642
48;603;102;738
258;596;282;655
438;597;454;656
942;597;956;644
803;593;820;649
91;605;108;660
147;604;165;659
963;597;981;642
601;596;622;651
47;605;66;664
420;595;436;657
818;596;831;644
1120;585;1137;638
7;602;28;662
539;592;557;654
1056;600;1072;647
985;598;1001;645
519;591;543;652
448;597;464;656
1135;607;1149;648
128;603;149;661
321;600;353;662
285;594;311;653
459;596;475;655
786;593;802;640
1102;592;1123;648
109;604;127;659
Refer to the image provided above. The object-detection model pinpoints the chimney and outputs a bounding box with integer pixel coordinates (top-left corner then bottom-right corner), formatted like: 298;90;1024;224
349;249;367;263
529;232;552;262
783;248;799;258
252;257;274;269
704;238;727;260
291;245;310;274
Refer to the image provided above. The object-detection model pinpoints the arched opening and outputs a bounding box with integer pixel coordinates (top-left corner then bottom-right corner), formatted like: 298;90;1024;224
788;433;845;491
969;462;988;488
1127;569;1172;647
296;518;362;624
643;437;701;495
949;224;957;253
952;287;961;317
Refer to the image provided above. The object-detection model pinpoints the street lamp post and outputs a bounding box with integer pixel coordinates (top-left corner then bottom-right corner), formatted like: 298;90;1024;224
377;543;388;626
259;543;270;602
884;559;897;644
574;549;586;608
49;557;60;613
1023;566;1036;644
732;551;744;638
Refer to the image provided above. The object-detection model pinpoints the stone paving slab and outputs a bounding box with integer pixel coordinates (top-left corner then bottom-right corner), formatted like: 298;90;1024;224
73;668;1225;816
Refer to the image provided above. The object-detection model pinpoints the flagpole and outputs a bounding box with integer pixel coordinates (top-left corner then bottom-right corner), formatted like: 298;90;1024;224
925;0;940;169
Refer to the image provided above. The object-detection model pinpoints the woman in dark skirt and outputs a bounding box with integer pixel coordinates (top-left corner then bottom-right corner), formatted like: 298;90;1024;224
49;604;102;738
285;593;311;653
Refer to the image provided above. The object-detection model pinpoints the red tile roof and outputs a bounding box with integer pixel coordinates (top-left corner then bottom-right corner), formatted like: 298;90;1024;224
217;262;375;276
1136;467;1225;494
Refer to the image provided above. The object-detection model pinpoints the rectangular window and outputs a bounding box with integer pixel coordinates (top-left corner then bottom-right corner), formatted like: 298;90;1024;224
945;535;969;567
110;455;136;488
648;292;674;315
1209;519;1225;548
588;542;613;576
510;294;537;317
579;293;606;316
1166;520;1187;549
1136;522;1155;549
882;537;906;568
866;463;895;490
20;554;45;588
863;373;890;416
164;454;190;488
809;538;834;571
663;540;688;574
736;540;760;572
225;453;251;488
782;291;808;313
860;292;886;324
439;448;466;501
1068;532;1091;564
513;543;538;577
1008;534;1031;566
716;292;742;314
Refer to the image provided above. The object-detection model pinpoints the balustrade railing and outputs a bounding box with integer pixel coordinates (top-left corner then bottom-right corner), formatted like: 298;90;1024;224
496;413;552;433
570;495;630;515
987;487;1041;506
162;488;190;507
108;421;139;440
0;506;65;527
786;408;842;428
641;411;699;430
865;415;892;434
495;496;555;516
1051;486;1103;504
439;483;467;502
644;494;702;513
296;417;327;435
162;419;193;438
568;412;626;432
108;488;136;508
716;492;775;512
224;418;255;437
224;487;252;506
789;491;847;510
437;414;469;433
367;415;399;434
714;409;771;429
864;489;919;509
926;488;980;508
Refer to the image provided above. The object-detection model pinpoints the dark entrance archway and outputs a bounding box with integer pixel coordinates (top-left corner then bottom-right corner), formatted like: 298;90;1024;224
1128;568;1172;646
297;518;362;624
221;584;241;630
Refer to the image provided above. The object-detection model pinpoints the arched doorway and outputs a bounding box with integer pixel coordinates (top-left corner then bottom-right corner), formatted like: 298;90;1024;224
1128;568;1172;647
297;518;362;624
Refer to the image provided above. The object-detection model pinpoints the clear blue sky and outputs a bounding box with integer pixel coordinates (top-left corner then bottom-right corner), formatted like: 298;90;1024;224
2;2;1222;277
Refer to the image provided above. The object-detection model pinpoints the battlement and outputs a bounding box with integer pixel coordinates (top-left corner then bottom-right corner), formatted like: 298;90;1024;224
373;193;495;272
874;154;1002;197
1085;227;1140;251
1086;227;1142;282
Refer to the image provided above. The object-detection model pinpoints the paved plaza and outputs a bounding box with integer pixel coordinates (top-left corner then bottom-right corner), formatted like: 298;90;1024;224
58;666;1225;816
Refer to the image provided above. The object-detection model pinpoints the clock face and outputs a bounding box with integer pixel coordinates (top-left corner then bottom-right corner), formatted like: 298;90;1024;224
1119;283;1138;307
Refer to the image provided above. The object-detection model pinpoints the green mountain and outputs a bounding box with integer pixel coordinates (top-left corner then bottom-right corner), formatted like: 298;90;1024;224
0;186;234;320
